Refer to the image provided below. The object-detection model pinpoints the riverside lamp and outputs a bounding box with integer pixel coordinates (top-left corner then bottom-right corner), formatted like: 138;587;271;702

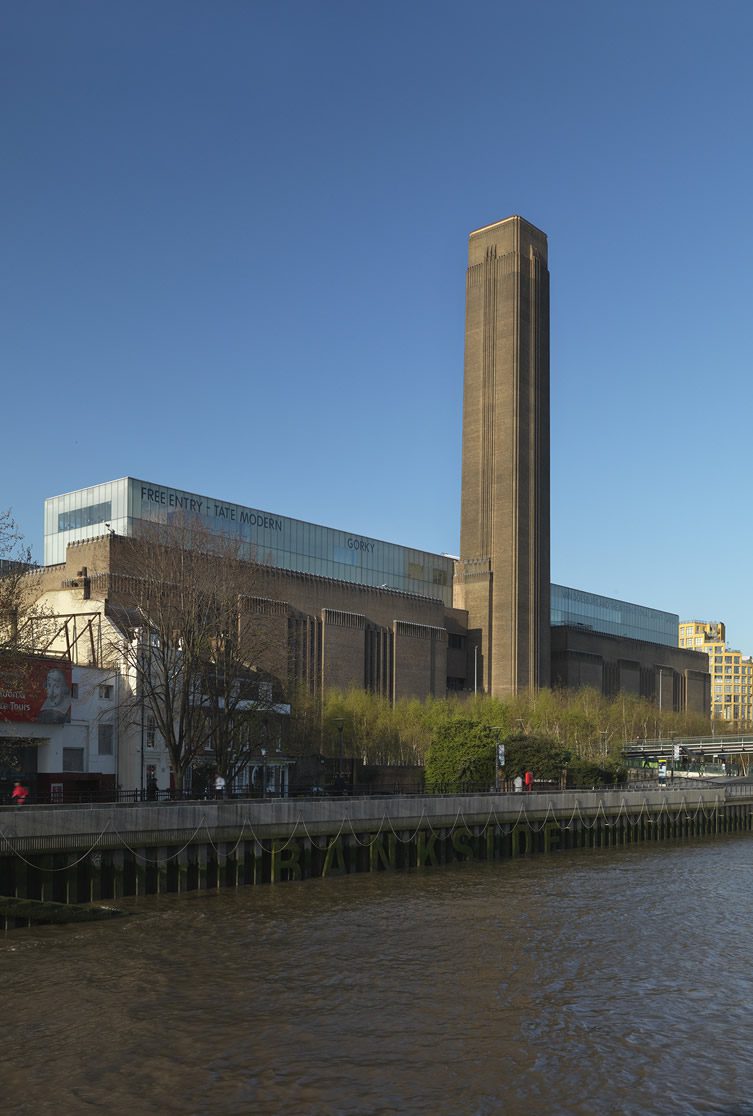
335;719;344;780
493;728;503;792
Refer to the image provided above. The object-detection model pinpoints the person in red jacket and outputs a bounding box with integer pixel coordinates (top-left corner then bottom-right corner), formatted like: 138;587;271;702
11;781;29;806
524;770;534;794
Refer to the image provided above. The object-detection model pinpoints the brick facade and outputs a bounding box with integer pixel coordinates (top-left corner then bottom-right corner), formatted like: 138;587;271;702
457;216;551;696
37;536;462;703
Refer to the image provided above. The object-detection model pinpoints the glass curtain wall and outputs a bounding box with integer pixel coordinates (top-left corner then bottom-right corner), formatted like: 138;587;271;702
551;584;678;647
44;477;454;602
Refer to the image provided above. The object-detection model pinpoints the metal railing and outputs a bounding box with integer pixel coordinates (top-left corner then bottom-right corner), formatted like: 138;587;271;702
624;733;753;759
6;776;731;810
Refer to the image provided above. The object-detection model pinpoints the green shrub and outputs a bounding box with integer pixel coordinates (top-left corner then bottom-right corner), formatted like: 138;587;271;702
502;734;571;782
425;720;497;791
425;724;573;791
566;758;627;787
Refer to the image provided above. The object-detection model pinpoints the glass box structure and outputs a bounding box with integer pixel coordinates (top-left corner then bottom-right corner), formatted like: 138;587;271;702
551;584;678;647
44;478;455;604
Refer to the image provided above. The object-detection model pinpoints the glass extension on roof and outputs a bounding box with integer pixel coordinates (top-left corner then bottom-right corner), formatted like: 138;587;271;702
551;584;678;647
44;477;454;604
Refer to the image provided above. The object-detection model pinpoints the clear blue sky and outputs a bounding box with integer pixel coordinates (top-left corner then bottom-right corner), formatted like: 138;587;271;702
4;2;753;650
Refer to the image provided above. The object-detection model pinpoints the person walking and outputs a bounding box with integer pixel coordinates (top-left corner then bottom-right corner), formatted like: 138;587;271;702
524;769;534;794
11;781;29;806
513;773;523;793
214;773;226;800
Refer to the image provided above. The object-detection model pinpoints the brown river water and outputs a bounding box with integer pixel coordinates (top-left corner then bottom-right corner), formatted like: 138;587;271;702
3;836;753;1116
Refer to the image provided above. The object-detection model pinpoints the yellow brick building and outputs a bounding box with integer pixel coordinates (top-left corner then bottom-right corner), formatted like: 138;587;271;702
679;621;753;726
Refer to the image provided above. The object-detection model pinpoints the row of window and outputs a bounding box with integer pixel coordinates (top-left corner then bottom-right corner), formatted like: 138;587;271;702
712;707;749;720
57;501;112;533
68;683;113;700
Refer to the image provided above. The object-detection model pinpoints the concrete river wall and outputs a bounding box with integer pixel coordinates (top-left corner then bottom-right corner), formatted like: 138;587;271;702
1;786;751;908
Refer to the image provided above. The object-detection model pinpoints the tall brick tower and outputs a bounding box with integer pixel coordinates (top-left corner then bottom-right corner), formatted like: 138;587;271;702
455;215;550;696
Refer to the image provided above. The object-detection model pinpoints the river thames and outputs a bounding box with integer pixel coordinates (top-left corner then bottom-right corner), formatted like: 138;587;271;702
4;834;753;1115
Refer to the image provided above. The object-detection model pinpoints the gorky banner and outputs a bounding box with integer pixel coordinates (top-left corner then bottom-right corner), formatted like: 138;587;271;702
0;657;73;724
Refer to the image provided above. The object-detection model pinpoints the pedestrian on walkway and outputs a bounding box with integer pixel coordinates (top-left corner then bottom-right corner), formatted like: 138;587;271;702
11;781;29;806
513;773;523;793
524;769;534;794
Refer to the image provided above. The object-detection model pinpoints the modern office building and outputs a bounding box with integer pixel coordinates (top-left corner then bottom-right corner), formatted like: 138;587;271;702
455;216;551;697
679;621;752;726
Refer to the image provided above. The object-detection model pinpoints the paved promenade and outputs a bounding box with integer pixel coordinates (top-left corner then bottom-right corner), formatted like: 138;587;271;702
0;786;730;851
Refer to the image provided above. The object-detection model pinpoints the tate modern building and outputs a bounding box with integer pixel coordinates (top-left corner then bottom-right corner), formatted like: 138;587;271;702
37;217;708;713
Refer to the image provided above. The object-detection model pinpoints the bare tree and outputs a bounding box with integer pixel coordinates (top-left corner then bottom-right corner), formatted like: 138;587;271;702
112;520;284;791
0;510;42;652
0;512;62;718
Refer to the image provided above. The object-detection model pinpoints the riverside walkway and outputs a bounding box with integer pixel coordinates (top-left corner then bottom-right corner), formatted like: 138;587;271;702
1;783;750;908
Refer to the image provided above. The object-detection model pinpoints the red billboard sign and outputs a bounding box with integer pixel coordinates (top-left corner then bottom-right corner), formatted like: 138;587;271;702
0;656;73;724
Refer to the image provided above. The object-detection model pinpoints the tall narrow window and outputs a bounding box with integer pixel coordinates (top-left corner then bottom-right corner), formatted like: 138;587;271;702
98;723;114;756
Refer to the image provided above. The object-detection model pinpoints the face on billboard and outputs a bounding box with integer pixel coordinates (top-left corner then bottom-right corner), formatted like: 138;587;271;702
37;667;72;723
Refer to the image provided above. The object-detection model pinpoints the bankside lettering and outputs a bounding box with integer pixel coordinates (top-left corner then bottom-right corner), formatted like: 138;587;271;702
451;831;473;860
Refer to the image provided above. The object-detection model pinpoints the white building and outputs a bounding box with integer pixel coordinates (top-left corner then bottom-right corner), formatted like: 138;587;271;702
0;583;173;802
0;570;287;802
0;656;143;803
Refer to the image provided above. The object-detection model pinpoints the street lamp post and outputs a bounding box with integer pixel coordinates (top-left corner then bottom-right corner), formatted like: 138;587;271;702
260;717;269;799
493;727;502;792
